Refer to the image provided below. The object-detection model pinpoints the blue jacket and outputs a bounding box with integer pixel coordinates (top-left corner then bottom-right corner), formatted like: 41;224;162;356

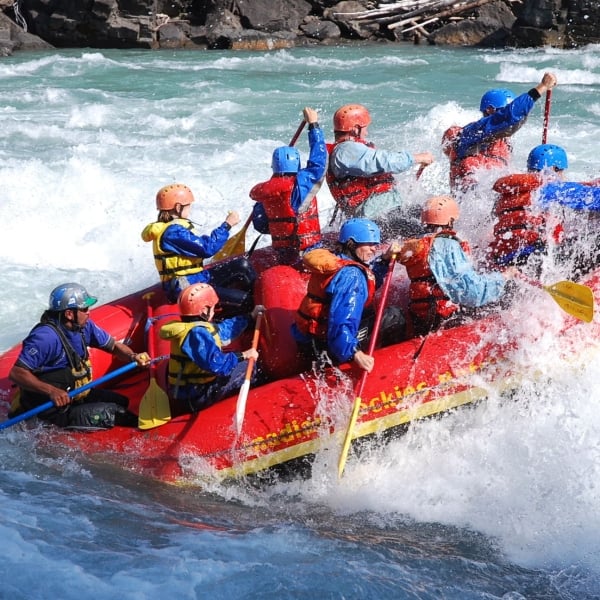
311;255;390;364
15;320;113;373
180;316;250;377
429;237;505;307
536;181;600;211
455;90;539;160
329;140;413;179
252;125;327;233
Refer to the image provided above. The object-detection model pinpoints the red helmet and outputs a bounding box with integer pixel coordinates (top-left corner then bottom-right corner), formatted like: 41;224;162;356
156;183;195;211
333;104;371;133
421;195;460;226
178;283;219;316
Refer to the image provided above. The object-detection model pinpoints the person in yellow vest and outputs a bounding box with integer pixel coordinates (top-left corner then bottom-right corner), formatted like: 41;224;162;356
8;283;150;429
398;196;516;335
141;183;256;310
159;283;264;416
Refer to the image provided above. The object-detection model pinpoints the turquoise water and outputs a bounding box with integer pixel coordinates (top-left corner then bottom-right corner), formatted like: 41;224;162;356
1;44;600;598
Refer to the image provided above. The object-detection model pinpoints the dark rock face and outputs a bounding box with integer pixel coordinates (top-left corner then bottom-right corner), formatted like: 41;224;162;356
1;0;599;54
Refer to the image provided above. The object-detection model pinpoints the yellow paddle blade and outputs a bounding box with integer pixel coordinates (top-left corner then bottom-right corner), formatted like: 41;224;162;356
543;280;594;323
212;217;251;262
338;396;362;478
138;377;172;430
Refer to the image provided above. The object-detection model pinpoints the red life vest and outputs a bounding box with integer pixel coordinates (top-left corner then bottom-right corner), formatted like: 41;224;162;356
400;231;470;323
326;141;396;216
442;125;511;192
487;173;546;264
295;248;376;339
249;175;321;253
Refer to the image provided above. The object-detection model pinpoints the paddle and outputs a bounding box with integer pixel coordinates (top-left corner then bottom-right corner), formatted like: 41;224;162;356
212;120;308;263
212;214;253;262
0;361;139;431
542;89;552;144
519;276;594;323
338;255;397;478
234;310;264;434
138;295;172;430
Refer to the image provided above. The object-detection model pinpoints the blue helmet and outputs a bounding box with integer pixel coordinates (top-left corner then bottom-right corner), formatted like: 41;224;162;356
479;88;515;113
339;218;381;244
271;146;300;174
49;283;97;312
527;144;568;172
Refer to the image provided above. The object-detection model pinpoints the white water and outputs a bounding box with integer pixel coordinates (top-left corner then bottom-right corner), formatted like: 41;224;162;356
1;45;600;597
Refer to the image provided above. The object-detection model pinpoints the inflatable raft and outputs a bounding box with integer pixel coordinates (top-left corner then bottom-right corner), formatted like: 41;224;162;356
0;246;597;485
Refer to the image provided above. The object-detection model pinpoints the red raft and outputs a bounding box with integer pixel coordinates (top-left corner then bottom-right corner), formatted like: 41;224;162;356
0;247;597;485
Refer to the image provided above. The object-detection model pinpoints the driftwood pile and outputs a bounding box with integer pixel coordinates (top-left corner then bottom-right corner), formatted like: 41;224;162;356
333;0;516;40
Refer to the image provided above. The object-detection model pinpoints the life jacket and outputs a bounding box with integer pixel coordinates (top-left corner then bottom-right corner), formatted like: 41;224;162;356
295;248;376;339
141;219;204;283
9;321;93;416
442;125;511;192
487;173;547;265
400;231;470;323
159;320;222;394
326;141;396;216
249;175;321;252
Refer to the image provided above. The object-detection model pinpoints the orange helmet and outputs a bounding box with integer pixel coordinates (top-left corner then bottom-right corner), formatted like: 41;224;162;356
178;283;219;316
333;104;371;133
156;183;195;211
421;195;460;226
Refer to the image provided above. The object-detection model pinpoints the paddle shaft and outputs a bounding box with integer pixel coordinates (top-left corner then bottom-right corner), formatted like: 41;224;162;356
338;256;397;477
289;120;307;147
0;360;139;431
235;311;264;433
542;89;552;144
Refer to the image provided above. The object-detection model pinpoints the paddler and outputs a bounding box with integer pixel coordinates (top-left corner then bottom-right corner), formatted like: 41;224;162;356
250;106;327;266
8;283;150;429
488;143;600;276
141;183;256;313
398;196;516;336
293;218;404;374
326;103;434;238
442;72;557;193
159;282;264;416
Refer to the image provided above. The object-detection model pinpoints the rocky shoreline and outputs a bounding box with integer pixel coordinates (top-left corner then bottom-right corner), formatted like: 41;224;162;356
1;0;599;56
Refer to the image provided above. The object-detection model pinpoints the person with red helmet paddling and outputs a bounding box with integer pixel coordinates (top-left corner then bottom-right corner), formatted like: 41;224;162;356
141;183;256;311
398;196;516;335
327;103;434;237
159;282;264;416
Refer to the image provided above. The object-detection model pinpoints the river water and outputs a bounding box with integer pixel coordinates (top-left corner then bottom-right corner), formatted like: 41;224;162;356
1;43;600;599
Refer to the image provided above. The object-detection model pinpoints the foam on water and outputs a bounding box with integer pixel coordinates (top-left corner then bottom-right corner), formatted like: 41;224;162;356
1;44;600;595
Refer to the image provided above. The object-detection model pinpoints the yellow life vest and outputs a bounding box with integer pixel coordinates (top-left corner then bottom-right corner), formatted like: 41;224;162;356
159;320;223;390
141;219;205;283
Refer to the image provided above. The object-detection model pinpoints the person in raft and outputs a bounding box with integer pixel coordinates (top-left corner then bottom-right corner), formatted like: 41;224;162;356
398;196;517;336
8;283;150;429
141;183;256;312
326;103;434;237
250;106;327;266
442;72;558;193
487;143;600;277
159;282;264;416
292;217;404;374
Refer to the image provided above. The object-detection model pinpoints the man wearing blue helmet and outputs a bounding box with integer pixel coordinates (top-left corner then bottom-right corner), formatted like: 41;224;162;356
489;143;600;273
293;218;402;373
442;72;557;193
8;283;150;429
250;106;327;265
